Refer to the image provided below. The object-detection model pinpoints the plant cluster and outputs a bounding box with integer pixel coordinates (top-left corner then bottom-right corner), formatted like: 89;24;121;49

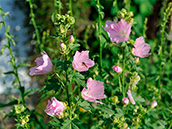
0;0;172;129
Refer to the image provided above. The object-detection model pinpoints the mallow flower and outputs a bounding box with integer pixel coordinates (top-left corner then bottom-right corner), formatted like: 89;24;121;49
81;78;106;104
29;51;53;75
132;36;151;58
127;90;135;105
72;51;95;72
45;97;65;117
112;66;122;73
104;19;131;43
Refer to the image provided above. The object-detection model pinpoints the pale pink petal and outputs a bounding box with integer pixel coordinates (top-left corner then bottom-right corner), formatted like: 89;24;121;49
81;78;106;104
72;50;95;72
127;90;135;105
112;66;122;73
132;36;151;58
29;51;53;76
45;97;65;117
104;19;131;43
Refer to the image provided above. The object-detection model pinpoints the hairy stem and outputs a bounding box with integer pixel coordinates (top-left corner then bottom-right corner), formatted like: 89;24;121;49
28;0;41;52
97;0;102;69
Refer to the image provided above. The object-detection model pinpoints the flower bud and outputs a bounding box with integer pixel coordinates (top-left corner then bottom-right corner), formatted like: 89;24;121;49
112;66;122;73
60;42;66;51
111;96;119;105
150;101;157;108
118;12;125;19
123;123;128;129
60;25;65;33
67;16;75;25
122;97;129;105
69;35;75;43
135;57;139;63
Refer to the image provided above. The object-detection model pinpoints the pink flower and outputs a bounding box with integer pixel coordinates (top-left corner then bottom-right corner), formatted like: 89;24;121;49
122;97;129;105
72;51;95;72
81;78;106;104
132;36;151;58
112;66;122;73
127;90;135;105
29;51;53;75
45;97;65;117
104;19;131;43
150;101;157;108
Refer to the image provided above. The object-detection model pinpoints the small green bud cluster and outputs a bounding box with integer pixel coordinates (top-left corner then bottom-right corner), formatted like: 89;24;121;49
117;8;134;24
113;116;129;129
10;105;30;128
51;13;75;34
133;105;147;115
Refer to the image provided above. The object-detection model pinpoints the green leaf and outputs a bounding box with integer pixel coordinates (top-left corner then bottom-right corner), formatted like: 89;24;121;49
17;63;31;68
134;95;145;103
42;78;61;92
4;71;15;75
69;43;80;50
99;35;106;44
115;107;124;118
78;99;91;112
68;72;86;88
52;58;63;67
0;100;19;108
61;119;85;129
24;88;39;97
47;120;60;127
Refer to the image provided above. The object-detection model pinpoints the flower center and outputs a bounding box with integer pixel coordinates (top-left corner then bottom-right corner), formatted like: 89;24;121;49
82;62;88;68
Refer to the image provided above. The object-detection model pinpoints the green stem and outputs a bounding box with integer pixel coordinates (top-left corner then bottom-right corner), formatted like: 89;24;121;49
64;54;70;107
159;2;172;97
122;47;126;97
1;9;25;106
97;0;102;69
69;0;75;35
59;0;61;14
28;0;41;52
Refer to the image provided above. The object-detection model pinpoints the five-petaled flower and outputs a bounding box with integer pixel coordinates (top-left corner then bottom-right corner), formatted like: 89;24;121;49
45;97;65;117
104;19;131;43
72;51;95;72
81;78;106;104
132;36;151;58
29;51;53;76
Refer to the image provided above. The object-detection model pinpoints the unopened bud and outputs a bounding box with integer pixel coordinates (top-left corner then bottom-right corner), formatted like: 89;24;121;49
69;35;75;43
59;42;66;51
123;123;128;128
121;8;127;15
150;101;157;108
122;97;129;105
135;57;139;64
128;18;134;23
112;66;122;73
111;96;119;104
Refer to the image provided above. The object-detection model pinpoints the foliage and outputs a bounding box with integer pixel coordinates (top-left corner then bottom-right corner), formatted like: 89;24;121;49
0;0;172;128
